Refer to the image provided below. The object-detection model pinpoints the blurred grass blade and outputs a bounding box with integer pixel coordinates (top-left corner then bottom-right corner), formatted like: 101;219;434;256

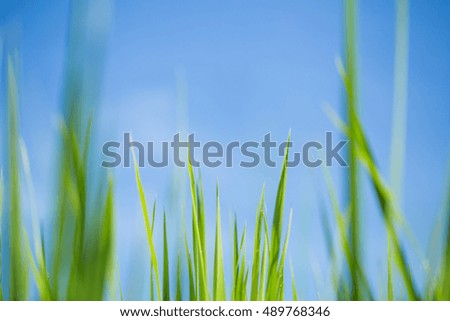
116;260;123;301
23;230;51;300
388;0;410;300
389;0;409;202
438;166;450;299
352;114;418;300
7;57;29;300
344;0;361;300
20;140;52;300
324;168;373;300
329;76;420;299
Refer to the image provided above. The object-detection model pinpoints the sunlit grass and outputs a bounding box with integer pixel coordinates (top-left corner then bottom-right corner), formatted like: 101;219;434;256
0;0;449;302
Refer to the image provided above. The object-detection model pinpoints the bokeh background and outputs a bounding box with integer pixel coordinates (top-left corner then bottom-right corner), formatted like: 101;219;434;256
0;0;449;299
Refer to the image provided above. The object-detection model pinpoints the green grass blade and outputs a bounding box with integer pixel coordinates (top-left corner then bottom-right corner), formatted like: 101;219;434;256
327;99;424;300
132;144;162;300
330;84;420;299
266;133;290;300
276;210;293;300
163;212;170;301
250;187;265;300
150;200;156;301
232;217;238;300
187;156;209;300
184;233;196;300
23;230;52;300
290;259;298;301
270;133;290;258
324;168;373;300
7;57;29;300
213;183;226;300
116;260;123;301
235;226;247;301
388;0;410;300
437;167;450;300
344;0;361;300
20;140;53;300
354;118;418;300
259;213;270;300
387;237;394;300
176;251;182;300
338;0;418;299
389;0;409;202
197;174;207;278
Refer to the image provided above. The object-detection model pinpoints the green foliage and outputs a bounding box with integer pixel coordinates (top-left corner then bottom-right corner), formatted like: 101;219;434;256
213;183;226;300
0;0;448;303
1;2;116;301
133;151;162;301
7;58;28;300
163;212;170;301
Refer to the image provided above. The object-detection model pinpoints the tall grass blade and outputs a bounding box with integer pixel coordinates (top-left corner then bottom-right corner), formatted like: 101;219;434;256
389;0;409;202
344;0;361;300
235;225;247;301
23;230;51;300
328;84;420;299
197;174;207;278
388;0;410;300
176;252;182;300
163;212;170;301
266;133;290;300
324;168;373;299
437;168;450;300
276;210;293;300
150;200;156;301
250;187;265;300
7;57;29;300
88;178;115;300
213;183;226;300
132;145;162;300
187;156;209;300
20;140;52;300
259;214;270;300
232;217;239;300
184;233;196;300
290;259;298;301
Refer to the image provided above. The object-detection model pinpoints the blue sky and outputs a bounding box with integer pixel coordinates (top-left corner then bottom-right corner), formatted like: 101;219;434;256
1;0;449;299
